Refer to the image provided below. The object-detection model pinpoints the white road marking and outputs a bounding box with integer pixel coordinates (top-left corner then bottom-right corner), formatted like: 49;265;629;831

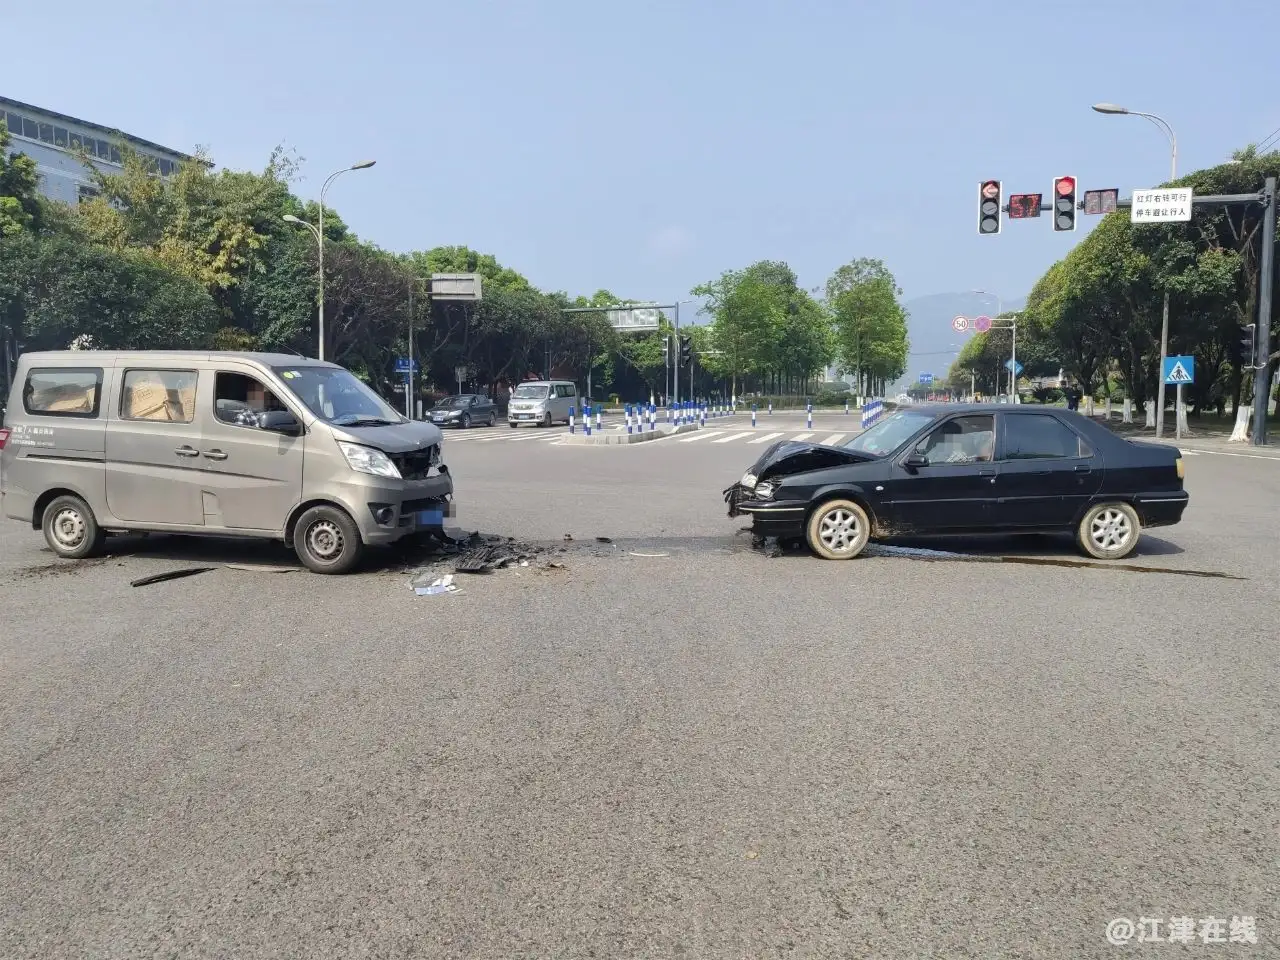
678;431;723;443
790;432;814;441
712;432;754;443
821;433;846;445
749;432;784;445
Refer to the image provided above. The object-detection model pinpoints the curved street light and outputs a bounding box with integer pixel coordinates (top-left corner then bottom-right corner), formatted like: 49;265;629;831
285;161;377;362
1093;103;1179;437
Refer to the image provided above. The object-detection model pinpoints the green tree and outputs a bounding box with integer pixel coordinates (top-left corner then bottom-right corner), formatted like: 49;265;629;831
825;258;909;395
0;119;41;237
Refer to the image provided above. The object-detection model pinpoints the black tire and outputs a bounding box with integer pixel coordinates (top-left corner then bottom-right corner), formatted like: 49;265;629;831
461;413;471;429
509;421;519;429
805;498;871;560
41;494;106;560
488;413;496;427
542;412;552;428
1076;502;1141;560
293;505;364;574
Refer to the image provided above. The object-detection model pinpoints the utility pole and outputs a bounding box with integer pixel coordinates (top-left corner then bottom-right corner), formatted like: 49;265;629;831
674;301;681;407
1250;176;1276;445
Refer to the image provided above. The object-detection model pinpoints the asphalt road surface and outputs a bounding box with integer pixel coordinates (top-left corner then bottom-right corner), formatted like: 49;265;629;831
2;421;1277;959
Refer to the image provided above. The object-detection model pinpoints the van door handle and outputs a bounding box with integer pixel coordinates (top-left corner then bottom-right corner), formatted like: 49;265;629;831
174;445;199;457
203;449;228;461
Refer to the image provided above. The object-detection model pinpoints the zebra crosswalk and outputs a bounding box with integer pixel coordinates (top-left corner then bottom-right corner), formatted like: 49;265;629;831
437;426;862;449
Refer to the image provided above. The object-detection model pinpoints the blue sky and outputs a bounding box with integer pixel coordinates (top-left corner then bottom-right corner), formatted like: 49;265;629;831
6;0;1278;317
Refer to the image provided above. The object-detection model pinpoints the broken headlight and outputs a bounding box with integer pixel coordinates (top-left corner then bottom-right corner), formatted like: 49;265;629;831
754;481;776;500
338;441;401;479
741;471;757;488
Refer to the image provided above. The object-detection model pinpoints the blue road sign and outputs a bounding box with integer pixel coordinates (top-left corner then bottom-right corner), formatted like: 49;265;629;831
919;373;934;384
395;357;419;373
1163;355;1194;385
1005;359;1024;375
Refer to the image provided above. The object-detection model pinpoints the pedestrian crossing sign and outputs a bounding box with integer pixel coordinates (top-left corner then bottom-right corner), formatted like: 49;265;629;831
1162;356;1194;385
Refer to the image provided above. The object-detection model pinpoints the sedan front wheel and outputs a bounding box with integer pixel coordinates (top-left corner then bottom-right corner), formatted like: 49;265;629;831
1076;502;1141;560
805;498;870;560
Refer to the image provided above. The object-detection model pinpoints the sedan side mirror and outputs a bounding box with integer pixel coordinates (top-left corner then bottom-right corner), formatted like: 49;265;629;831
260;410;302;435
903;452;928;471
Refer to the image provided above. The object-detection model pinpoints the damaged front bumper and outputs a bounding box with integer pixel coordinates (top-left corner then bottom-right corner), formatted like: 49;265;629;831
724;482;808;537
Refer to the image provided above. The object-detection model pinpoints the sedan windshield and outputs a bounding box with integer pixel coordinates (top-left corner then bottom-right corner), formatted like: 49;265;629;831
513;383;550;399
272;366;407;426
842;409;936;456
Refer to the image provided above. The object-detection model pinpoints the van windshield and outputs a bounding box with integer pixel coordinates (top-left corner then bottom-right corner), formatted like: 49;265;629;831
272;366;407;426
513;383;550;399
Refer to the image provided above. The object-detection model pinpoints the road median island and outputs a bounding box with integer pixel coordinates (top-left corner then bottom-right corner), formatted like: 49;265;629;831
557;423;702;445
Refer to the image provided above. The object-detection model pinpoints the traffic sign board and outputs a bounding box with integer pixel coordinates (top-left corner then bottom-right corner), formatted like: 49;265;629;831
919;372;934;384
1005;359;1024;375
1132;188;1193;223
974;315;992;333
1162;355;1195;385
395;357;418;373
952;315;969;333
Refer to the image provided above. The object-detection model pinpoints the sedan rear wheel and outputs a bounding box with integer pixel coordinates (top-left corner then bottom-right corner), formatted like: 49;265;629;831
1077;502;1141;560
805;498;870;560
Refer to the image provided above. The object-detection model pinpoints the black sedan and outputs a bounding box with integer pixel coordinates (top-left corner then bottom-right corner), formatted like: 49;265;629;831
724;404;1188;561
428;394;497;429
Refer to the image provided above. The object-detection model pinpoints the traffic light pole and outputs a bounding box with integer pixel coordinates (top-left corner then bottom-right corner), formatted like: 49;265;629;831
999;185;1274;443
674;301;681;408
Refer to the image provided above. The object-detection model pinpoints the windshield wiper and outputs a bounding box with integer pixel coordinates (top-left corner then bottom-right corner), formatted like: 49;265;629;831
332;415;396;426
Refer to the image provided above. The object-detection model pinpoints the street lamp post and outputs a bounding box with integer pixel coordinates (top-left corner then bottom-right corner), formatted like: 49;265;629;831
284;160;376;362
1093;103;1177;437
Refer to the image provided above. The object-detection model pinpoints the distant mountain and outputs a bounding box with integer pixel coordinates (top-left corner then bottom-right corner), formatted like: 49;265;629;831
894;291;1026;390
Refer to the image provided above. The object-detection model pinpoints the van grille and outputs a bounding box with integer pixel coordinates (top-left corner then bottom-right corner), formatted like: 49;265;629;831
391;445;437;481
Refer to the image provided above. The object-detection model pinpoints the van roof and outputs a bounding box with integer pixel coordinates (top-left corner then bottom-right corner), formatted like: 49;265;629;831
17;350;338;368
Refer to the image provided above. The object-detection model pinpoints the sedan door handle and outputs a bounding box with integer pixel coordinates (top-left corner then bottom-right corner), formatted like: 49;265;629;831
174;445;200;457
203;449;228;461
977;468;996;476
1074;465;1092;472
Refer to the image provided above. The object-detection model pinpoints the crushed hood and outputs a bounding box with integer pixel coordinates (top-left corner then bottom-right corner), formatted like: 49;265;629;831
327;419;444;453
751;440;876;479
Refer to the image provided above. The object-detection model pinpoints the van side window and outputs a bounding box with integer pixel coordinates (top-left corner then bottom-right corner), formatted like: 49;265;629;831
214;372;286;429
120;369;198;423
23;368;103;418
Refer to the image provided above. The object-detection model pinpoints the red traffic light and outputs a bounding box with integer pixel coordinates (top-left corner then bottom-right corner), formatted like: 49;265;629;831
981;180;1000;199
1055;177;1076;196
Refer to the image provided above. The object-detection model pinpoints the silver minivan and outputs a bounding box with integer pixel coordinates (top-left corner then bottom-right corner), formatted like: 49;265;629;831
507;380;579;428
0;351;455;574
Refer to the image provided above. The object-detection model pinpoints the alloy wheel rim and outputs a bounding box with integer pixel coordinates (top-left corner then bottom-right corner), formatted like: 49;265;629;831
1089;508;1132;552
819;508;862;554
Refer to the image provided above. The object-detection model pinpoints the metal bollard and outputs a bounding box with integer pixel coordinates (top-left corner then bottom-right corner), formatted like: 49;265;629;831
596;408;602;431
752;404;757;427
584;404;592;436
768;401;773;416
569;406;576;434
845;399;849;415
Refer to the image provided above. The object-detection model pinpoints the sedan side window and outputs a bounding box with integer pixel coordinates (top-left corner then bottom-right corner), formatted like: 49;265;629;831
915;415;995;465
1002;414;1090;459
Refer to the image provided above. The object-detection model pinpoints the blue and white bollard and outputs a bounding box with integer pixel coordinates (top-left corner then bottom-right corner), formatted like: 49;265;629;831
626;404;633;434
845;399;849;415
649;404;656;430
569;406;576;434
584;404;592;436
806;400;812;430
595;407;602;432
752;404;757;428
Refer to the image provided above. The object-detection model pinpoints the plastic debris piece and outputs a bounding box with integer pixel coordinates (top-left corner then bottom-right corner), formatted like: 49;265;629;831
225;563;298;573
414;574;460;596
131;567;216;587
563;533;574;541
596;536;613;543
628;551;669;558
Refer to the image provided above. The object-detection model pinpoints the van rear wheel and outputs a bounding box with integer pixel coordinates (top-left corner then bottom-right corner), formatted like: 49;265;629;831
294;505;364;574
42;494;106;560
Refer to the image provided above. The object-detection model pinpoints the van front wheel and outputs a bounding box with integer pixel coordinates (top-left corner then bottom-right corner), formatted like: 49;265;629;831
42;494;106;560
294;505;364;574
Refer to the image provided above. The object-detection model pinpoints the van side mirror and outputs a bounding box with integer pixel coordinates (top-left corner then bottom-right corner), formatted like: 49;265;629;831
260;410;302;435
